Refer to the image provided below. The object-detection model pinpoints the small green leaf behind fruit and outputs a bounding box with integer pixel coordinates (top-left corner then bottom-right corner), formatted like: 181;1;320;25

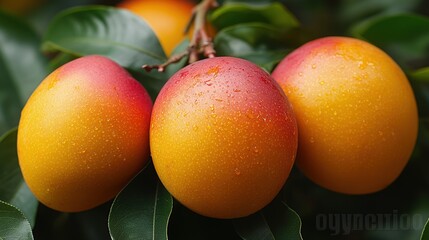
108;163;173;240
233;213;275;240
0;200;34;240
214;23;291;72
0;128;38;228
351;13;429;68
233;200;303;240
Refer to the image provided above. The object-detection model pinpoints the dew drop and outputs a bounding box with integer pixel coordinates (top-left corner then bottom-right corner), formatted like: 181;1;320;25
312;64;317;69
309;137;315;143
253;146;259;153
234;168;241;176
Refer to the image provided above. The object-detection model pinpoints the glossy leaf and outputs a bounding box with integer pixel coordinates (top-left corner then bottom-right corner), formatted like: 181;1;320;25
43;6;167;72
210;2;299;31
421;218;429;240
0;10;48;135
108;163;173;240
234;201;302;240
0;129;38;228
0;200;34;240
214;23;290;71
352;14;429;65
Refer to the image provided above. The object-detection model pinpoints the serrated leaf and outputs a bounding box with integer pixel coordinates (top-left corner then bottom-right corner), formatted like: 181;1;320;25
0;129;38;228
0;10;48;135
108;163;173;240
233;201;302;240
421;218;429;240
43;6;167;72
210;2;299;31
214;23;290;71
351;14;429;66
412;67;429;82
0;200;34;240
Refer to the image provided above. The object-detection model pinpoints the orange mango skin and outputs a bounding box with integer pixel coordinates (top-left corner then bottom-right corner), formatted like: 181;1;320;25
17;55;152;212
272;36;418;194
150;57;298;219
118;0;194;56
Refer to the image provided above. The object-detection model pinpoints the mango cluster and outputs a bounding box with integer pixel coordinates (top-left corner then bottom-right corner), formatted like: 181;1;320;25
17;37;417;218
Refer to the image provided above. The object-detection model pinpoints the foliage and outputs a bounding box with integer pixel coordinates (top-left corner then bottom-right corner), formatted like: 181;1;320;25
0;0;428;239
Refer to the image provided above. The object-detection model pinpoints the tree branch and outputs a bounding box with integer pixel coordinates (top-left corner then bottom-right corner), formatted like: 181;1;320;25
143;0;218;72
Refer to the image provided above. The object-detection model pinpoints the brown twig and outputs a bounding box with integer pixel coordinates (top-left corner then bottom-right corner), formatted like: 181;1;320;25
142;0;218;72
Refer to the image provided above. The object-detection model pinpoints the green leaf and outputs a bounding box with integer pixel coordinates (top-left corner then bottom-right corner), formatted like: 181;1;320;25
263;201;303;240
412;67;429;82
338;0;421;24
421;218;429;240
0;200;34;240
129;39;190;101
214;23;291;71
108;163;173;240
351;14;429;66
43;6;167;72
164;39;190;78
0;128;38;228
0;10;48;135
233;213;275;240
233;201;302;240
210;2;299;31
48;52;78;72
